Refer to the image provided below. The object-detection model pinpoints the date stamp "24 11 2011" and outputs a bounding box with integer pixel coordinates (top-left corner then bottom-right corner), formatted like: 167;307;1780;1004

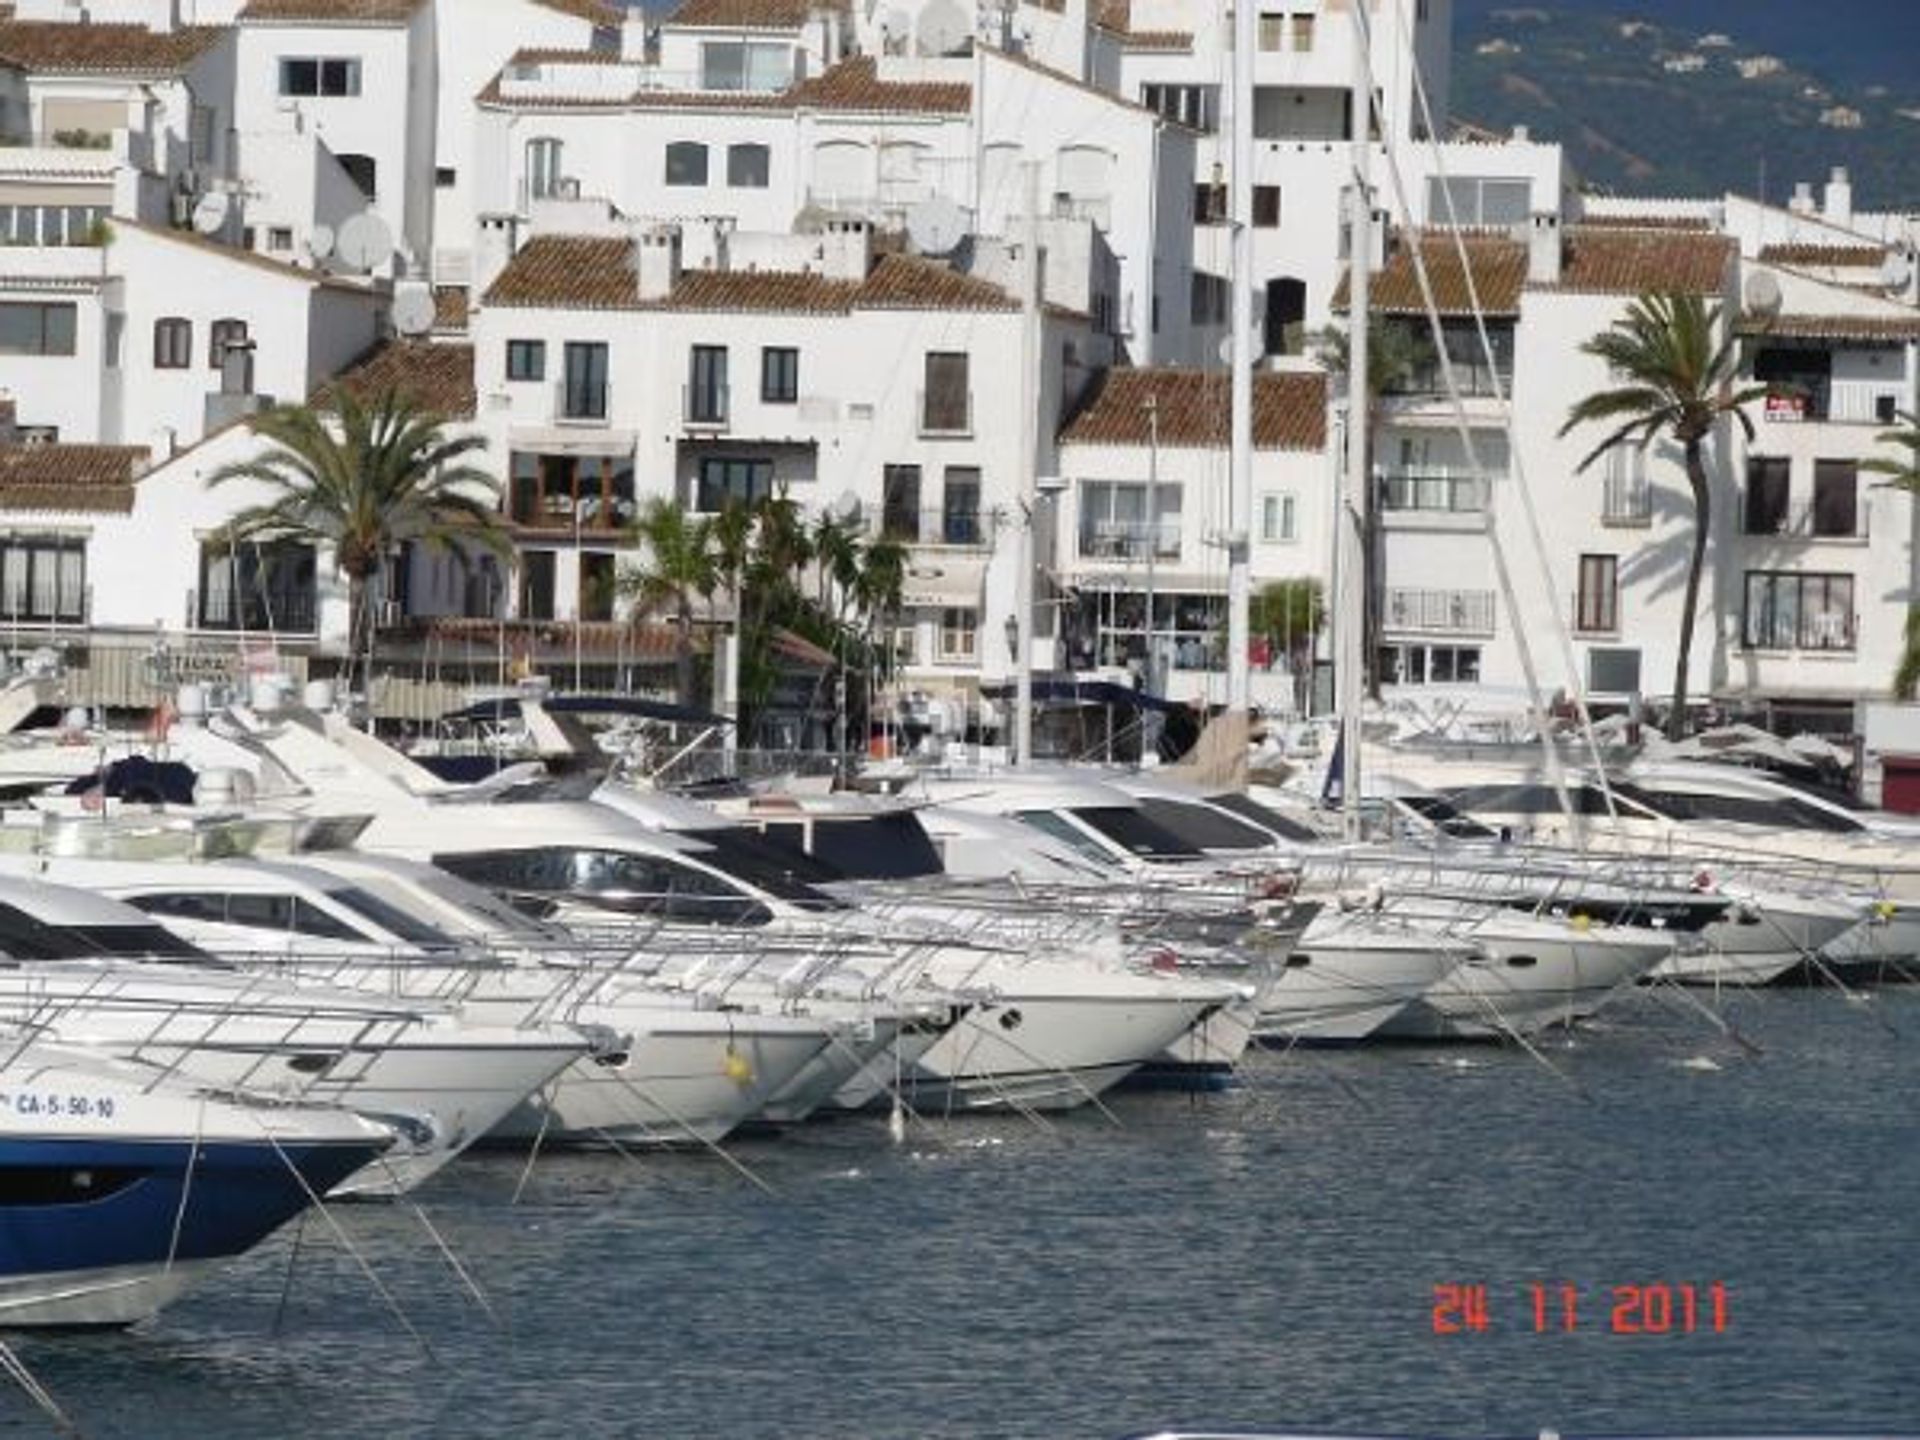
1433;1283;1731;1336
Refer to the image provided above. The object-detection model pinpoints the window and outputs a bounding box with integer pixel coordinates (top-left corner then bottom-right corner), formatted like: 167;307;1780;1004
1576;553;1618;633
1290;13;1315;49
525;138;563;200
506;339;546;382
1258;12;1284;50
509;452;634;529
0;537;83;623
1253;185;1281;228
1194;182;1229;225
883;465;922;542
699;40;794;92
435;846;771;926
938;607;977;662
278;57;360;97
665;141;709;187
942;467;981;545
687;345;728;422
1426;175;1531;226
921;352;970;434
695;457;773;512
0;204;106;247
267;226;294;252
520;549;555;621
1744;457;1790;535
1190;272;1230;326
1260;493;1297;543
208;318;247;370
0;302;76;356
1140;84;1217;132
1812;460;1859;537
1380;643;1483;685
152;317;191;369
198;540;317;632
1079;481;1180;559
435;166;456;187
728;143;771;188
561;342;608;420
760;346;798;404
1744;571;1855;651
579;551;616;623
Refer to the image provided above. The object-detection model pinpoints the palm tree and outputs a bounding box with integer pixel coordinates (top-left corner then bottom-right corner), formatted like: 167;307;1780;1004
1313;318;1434;698
619;497;715;707
1861;409;1920;697
207;386;500;705
1560;291;1768;740
1250;577;1326;712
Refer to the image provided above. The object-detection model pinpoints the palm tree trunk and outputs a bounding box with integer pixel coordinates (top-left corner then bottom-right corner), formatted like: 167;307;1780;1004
676;592;695;707
1670;441;1712;741
346;571;371;714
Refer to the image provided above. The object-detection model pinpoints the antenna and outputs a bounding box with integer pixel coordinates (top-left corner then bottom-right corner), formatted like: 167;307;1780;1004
335;210;394;273
191;191;230;236
905;195;967;256
390;281;436;336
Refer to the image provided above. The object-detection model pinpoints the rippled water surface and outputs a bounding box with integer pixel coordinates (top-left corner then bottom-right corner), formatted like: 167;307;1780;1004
11;988;1920;1438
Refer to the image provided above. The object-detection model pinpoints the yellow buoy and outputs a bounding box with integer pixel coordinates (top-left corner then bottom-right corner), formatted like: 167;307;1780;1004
1569;913;1593;933
1875;900;1899;923
722;1048;754;1086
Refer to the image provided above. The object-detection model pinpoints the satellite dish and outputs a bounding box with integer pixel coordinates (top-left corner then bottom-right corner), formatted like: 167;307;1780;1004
916;0;971;55
880;4;911;36
191;191;230;235
308;222;336;259
1882;251;1913;291
335;209;394;273
906;195;968;257
833;489;862;523
391;281;436;336
1743;269;1783;319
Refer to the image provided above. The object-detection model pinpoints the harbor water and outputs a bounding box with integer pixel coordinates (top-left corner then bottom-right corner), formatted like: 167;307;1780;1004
13;987;1919;1438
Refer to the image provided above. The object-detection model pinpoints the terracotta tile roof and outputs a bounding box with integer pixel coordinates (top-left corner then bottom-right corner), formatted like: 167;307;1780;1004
853;254;1018;311
531;0;621;26
1758;242;1888;268
239;0;424;20
785;57;969;114
483;235;637;309
1059;368;1327;452
667;269;860;313
314;341;476;418
0;21;225;73
665;0;833;28
432;285;469;333
1735;313;1920;342
1546;225;1734;296
0;444;147;513
1337;232;1529;316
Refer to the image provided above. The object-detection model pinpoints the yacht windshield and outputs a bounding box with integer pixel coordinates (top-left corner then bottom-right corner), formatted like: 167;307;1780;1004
1069;806;1206;861
1203;792;1321;842
1610;782;1864;833
761;814;946;881
0;903;213;963
677;826;849;906
1135;798;1275;852
434;847;775;926
1394;794;1495;839
328;887;462;949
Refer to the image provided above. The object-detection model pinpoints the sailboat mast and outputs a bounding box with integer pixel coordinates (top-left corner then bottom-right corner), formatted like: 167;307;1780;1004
1339;3;1372;839
1226;0;1254;715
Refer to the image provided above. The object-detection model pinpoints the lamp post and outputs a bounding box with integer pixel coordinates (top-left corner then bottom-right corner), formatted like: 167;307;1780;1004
1143;391;1160;695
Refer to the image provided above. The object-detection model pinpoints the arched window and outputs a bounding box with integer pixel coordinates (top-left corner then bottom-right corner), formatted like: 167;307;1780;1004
665;141;709;187
727;143;770;189
152;316;191;369
209;317;248;369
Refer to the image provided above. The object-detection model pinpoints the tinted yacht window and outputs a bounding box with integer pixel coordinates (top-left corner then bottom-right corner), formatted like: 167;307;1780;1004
678;826;848;906
1136;798;1274;852
434;847;773;926
0;903;212;962
1070;806;1206;860
1015;810;1121;867
329;887;460;948
763;815;946;881
1204;792;1320;842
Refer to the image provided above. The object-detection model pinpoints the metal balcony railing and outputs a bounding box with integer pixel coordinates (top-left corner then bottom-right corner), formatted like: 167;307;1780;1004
872;506;990;548
1078;519;1181;561
1571;588;1621;636
1377;467;1489;513
554;379;609;425
1384;587;1496;636
1739;497;1869;541
917;390;973;438
1601;468;1652;525
683;382;729;428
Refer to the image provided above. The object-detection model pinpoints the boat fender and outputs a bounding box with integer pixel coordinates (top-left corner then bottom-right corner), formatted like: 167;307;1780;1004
1874;900;1898;923
1690;868;1715;893
722;1048;754;1086
1568;913;1593;932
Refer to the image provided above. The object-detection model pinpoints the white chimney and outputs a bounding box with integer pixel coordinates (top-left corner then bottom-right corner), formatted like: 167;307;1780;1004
632;224;682;301
473;213;519;296
1789;181;1816;215
1824;166;1853;228
818;217;872;281
1527;210;1562;284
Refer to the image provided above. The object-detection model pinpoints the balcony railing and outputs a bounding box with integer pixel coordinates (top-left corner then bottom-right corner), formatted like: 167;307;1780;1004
918;391;973;438
190;587;319;635
1572;589;1621;636
1383;360;1511;401
873;506;991;548
555;379;609;425
1079;519;1181;561
1377;467;1489;513
1384;587;1496;636
1739;497;1869;541
683;383;729;429
1762;380;1903;426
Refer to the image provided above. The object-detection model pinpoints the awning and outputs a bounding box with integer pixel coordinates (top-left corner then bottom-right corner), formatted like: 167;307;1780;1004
900;559;986;609
505;427;637;456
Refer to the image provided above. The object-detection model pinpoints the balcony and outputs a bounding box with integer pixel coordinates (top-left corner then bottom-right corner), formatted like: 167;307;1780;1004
1571;589;1621;637
917;391;973;439
1078;519;1181;562
189;587;318;636
1384;587;1496;636
683;383;729;430
1377;467;1489;514
873;506;991;548
1738;497;1869;543
1761;380;1903;426
1601;468;1652;527
554;379;609;426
